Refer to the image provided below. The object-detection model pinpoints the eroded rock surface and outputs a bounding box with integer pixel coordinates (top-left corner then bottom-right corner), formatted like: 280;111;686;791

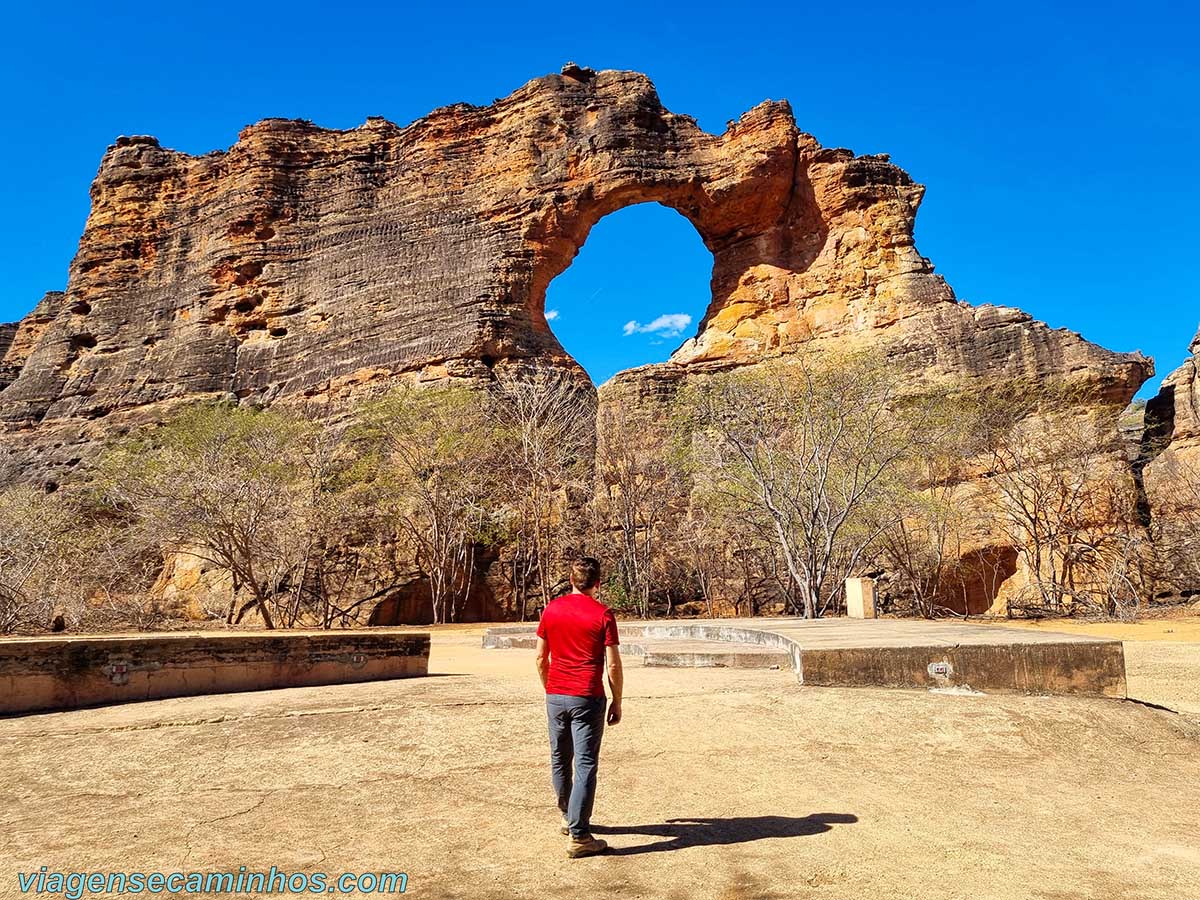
1;292;62;394
0;65;1152;486
1147;328;1200;461
1144;328;1200;553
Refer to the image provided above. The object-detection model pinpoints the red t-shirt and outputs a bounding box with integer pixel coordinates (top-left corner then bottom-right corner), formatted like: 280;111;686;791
537;592;620;697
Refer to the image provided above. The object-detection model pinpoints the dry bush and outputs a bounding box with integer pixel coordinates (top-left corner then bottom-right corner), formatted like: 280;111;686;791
0;485;159;634
688;354;927;619
975;383;1146;618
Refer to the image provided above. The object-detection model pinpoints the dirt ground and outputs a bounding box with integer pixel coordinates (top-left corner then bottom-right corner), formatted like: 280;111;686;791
990;615;1200;717
2;626;1198;900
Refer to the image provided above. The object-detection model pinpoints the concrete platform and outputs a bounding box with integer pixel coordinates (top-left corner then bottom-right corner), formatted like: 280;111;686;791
0;628;431;716
483;618;1127;697
483;629;791;669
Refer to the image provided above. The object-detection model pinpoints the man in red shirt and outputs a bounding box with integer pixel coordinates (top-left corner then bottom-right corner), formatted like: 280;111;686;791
535;557;623;858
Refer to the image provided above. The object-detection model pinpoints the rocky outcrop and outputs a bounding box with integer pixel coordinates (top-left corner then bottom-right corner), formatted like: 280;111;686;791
1145;327;1200;462
0;65;1151;487
1143;328;1200;595
1;292;62;393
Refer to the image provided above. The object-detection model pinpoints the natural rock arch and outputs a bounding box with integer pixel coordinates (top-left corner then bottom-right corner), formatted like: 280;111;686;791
0;63;1150;486
538;200;715;382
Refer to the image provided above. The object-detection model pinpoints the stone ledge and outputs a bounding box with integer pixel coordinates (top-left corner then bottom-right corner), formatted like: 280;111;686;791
483;619;1127;698
483;629;791;669
0;629;430;716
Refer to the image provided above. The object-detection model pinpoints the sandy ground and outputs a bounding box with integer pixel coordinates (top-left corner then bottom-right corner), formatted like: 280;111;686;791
986;614;1200;643
2;627;1199;900
986;616;1200;717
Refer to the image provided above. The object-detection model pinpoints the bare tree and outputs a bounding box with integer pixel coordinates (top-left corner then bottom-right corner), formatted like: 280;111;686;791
0;485;77;633
489;374;595;619
593;401;686;619
976;385;1143;617
1144;451;1200;604
875;396;988;618
358;385;509;624
103;403;332;629
689;354;922;619
0;486;158;634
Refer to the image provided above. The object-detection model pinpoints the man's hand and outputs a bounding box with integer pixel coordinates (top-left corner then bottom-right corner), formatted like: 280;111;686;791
607;700;622;726
605;644;623;725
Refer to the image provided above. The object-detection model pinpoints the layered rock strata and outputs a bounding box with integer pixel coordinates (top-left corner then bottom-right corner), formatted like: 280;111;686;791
0;65;1150;488
1146;328;1200;465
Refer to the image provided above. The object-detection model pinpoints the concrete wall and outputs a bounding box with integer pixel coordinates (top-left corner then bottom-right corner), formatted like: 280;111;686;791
483;621;1127;698
0;629;430;716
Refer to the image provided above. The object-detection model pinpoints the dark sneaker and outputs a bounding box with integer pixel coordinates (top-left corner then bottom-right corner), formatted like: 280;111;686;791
567;835;609;858
560;815;570;836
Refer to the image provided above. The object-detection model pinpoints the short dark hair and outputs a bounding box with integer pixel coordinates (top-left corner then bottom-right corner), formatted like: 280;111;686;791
570;557;602;591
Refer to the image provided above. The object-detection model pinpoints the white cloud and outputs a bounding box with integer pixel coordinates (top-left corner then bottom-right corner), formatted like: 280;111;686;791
545;309;559;321
622;313;692;338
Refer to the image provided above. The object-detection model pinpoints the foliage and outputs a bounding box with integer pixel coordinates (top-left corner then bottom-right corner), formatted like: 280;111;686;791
355;385;512;624
0;486;157;634
687;353;926;618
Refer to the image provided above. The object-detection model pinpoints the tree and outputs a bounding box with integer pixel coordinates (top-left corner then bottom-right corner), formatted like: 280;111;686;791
689;353;923;619
103;402;333;629
975;383;1143;616
874;393;988;618
357;385;509;624
0;485;158;634
593;401;686;619
1143;451;1200;604
488;374;595;619
0;485;78;633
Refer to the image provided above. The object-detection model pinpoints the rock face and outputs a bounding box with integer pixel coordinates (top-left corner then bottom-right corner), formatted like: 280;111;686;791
1;292;62;394
1146;328;1200;462
0;65;1151;486
1144;327;1200;563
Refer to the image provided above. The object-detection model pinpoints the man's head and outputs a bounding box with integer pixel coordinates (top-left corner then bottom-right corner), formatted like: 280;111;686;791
570;557;602;595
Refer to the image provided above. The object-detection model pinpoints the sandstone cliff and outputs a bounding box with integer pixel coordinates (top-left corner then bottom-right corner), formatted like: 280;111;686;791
1146;328;1200;461
0;64;1151;488
1;292;62;394
1144;328;1200;525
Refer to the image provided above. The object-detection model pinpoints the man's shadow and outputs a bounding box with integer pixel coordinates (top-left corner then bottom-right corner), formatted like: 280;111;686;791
591;813;857;855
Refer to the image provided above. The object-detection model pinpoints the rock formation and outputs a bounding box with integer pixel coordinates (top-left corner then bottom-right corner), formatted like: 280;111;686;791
1143;328;1200;598
1;292;62;394
0;64;1151;489
1146;327;1200;466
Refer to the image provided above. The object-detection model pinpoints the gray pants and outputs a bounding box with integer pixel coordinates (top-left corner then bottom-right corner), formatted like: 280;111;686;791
546;693;607;838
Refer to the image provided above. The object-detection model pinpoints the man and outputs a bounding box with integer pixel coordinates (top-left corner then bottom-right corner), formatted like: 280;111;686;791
535;557;623;859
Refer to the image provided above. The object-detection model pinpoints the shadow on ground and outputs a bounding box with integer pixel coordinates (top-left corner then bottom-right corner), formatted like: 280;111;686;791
592;813;857;855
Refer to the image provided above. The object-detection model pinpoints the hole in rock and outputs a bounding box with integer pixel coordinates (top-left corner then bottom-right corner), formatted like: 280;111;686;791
69;334;97;350
233;262;264;285
543;202;712;386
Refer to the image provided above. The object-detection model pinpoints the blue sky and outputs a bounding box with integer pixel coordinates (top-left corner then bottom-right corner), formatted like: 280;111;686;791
1;1;1195;396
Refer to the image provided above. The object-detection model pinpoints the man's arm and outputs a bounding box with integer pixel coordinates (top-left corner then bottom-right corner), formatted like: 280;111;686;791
535;636;550;689
606;644;623;725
